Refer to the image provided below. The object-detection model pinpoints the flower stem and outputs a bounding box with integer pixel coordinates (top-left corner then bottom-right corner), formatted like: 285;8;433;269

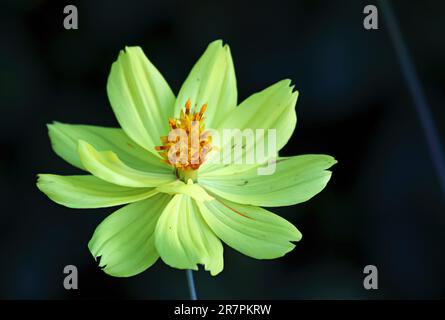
379;0;445;198
186;269;198;300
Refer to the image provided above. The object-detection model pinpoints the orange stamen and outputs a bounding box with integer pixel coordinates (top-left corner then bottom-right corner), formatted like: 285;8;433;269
154;99;212;171
185;99;191;114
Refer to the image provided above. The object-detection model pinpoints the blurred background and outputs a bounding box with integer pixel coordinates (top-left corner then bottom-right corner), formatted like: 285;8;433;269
0;0;444;299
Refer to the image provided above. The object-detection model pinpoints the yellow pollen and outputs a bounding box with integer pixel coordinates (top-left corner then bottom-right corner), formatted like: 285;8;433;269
156;99;212;171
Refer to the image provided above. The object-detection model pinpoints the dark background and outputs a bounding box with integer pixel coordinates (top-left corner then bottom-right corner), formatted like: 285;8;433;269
1;0;444;299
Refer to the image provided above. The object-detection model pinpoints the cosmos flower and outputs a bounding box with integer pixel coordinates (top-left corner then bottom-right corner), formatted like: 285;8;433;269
37;40;336;277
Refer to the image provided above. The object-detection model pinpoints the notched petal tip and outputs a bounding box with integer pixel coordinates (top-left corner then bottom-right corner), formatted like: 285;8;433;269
46;120;62;130
35;173;53;190
123;45;141;51
121;46;147;60
90;254;107;269
208;39;224;48
120;46;142;56
46;121;61;135
48;120;66;126
35;175;45;192
292;227;303;242
204;262;224;277
276;79;301;98
279;78;293;88
206;39;233;61
209;39;231;52
324;155;338;168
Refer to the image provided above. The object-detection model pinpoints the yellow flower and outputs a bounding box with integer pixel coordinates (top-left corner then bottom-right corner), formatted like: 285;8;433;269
37;40;336;277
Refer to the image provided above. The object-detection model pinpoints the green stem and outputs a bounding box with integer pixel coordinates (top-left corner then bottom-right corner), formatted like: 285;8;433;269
186;270;198;300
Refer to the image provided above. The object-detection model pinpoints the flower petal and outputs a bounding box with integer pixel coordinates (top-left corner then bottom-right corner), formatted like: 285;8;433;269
47;122;170;173
155;194;224;276
78;140;175;188
88;193;171;277
216;79;298;153
37;174;157;208
174;40;237;128
199;155;336;207
196;198;301;259
107;46;175;154
156;180;214;202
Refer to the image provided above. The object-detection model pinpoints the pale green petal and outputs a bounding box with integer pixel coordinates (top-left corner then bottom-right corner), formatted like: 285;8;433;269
156;180;214;202
107;46;175;154
198;154;259;176
89;193;171;277
47;122;172;173
216;80;298;155
155;194;224;276
196;198;301;259
78;140;175;188
174;40;237;128
199;155;336;207
37;174;157;208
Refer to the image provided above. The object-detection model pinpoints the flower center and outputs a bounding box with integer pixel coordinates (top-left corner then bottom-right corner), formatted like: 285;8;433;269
155;99;212;177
